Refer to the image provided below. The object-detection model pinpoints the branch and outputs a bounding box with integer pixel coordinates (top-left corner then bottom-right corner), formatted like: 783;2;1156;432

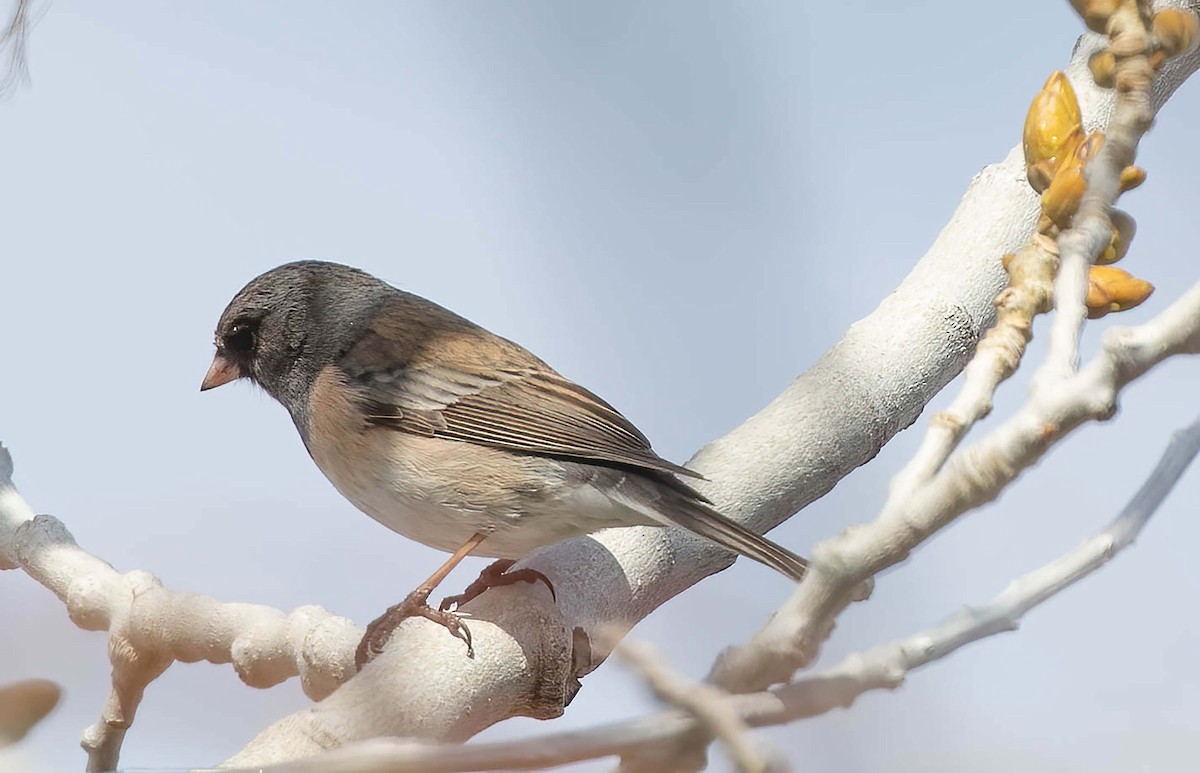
0;448;361;772
615;640;780;773
710;276;1200;691
708;0;1200;694
248;409;1200;772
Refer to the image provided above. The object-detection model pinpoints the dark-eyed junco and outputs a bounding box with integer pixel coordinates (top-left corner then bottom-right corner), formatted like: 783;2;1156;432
202;261;806;667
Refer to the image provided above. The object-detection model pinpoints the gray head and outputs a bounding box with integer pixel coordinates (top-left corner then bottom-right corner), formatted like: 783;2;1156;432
201;260;395;407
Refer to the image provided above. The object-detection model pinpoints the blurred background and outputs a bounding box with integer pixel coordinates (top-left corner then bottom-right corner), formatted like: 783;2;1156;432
2;2;1199;770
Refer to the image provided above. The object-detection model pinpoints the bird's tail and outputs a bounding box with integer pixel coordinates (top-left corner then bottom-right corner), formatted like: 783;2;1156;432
615;476;807;581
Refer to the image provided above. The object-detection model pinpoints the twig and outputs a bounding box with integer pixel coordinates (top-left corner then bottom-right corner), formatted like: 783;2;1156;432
889;232;1057;502
1038;0;1158;387
709;280;1200;692
617;640;780;773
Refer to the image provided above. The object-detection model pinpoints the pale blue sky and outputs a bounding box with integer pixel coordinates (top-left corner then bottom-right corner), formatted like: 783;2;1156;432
2;2;1200;771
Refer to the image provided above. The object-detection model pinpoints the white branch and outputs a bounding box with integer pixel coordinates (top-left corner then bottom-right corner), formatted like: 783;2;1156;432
709;1;1200;694
616;640;780;773
251;410;1200;772
710;277;1200;691
0;448;361;771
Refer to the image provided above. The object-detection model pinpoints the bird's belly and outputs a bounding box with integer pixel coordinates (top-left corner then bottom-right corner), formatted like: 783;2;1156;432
334;467;630;558
348;486;512;556
306;418;635;558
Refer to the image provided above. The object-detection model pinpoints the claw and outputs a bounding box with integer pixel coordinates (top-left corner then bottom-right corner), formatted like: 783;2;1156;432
439;559;556;613
355;587;475;670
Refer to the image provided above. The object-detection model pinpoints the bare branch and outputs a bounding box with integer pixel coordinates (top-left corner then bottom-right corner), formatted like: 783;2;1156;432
254;410;1200;772
710;275;1200;691
0;447;362;771
709;1;1196;694
616;640;781;773
888;230;1057;503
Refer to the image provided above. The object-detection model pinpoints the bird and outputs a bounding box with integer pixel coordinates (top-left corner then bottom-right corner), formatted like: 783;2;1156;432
201;260;806;668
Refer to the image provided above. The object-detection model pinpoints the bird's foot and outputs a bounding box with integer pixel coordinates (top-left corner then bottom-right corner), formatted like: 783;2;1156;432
355;587;474;670
439;558;556;612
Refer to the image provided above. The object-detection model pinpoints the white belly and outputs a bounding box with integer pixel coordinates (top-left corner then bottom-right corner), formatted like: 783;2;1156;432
333;462;641;558
311;423;642;558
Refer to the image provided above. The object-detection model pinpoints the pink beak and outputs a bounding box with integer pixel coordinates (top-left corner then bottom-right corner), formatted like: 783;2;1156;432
200;353;244;391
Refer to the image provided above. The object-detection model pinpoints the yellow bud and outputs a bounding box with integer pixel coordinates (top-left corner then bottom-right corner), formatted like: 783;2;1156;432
1119;166;1146;192
1042;167;1087;229
1153;8;1200;57
1038;130;1104;228
1086;265;1154;318
1023;73;1084;192
1070;0;1119;33
1089;50;1116;88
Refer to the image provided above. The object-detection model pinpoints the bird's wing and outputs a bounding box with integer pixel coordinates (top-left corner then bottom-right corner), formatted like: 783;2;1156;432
337;302;703;481
337;298;809;582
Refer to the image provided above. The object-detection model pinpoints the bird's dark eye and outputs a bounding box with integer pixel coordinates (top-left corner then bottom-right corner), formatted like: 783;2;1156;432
225;321;256;353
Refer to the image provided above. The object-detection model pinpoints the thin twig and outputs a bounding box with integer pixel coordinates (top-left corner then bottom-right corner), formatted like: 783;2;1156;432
1038;1;1157;386
617;640;780;773
890;232;1057;502
709;280;1200;692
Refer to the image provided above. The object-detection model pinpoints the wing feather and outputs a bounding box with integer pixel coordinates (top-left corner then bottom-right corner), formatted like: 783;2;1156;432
340;315;701;480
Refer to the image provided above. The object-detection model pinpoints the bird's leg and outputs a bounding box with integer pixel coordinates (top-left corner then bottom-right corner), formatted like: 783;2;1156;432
355;532;488;670
439;558;556;612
